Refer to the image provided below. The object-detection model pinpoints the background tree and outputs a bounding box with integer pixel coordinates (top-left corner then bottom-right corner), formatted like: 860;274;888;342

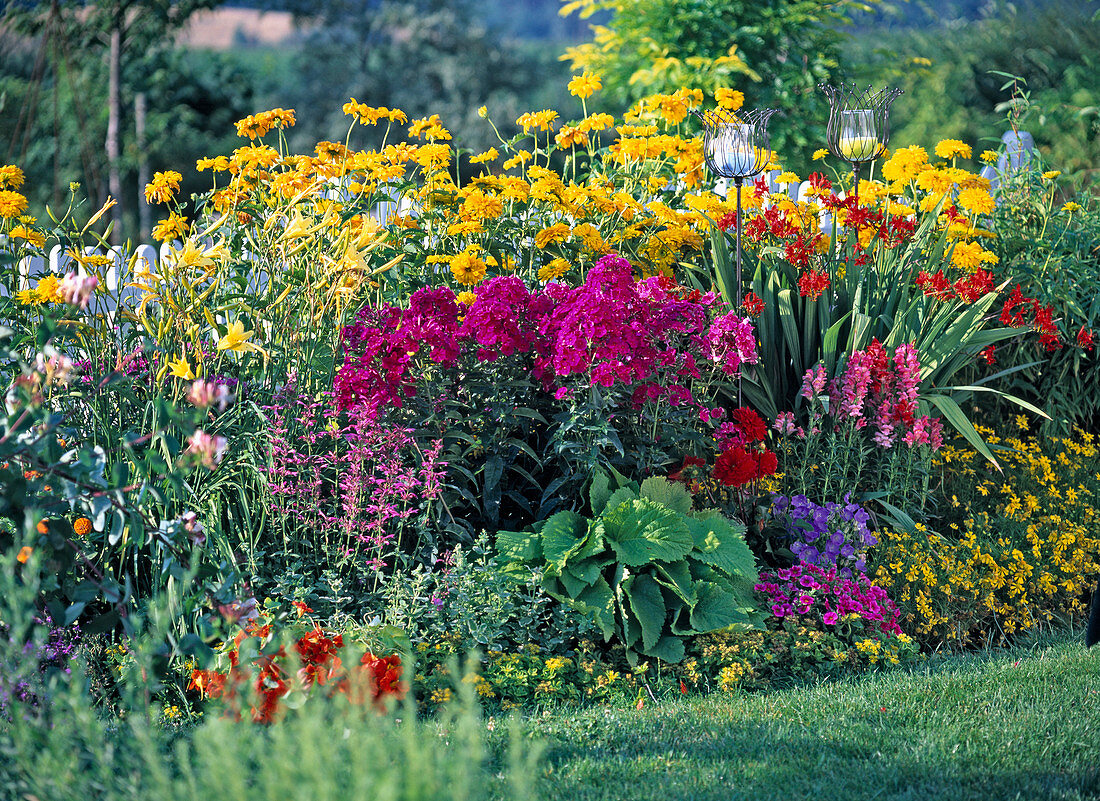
558;0;881;175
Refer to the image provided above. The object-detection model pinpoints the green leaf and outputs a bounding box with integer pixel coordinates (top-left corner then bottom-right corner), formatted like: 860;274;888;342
627;573;667;653
540;510;588;568
643;634;686;663
495;528;542;563
924;393;1000;470
589;468;612;517
685;515;758;582
639;476;693;515
689;581;747;633
653;560;696;605
603;498;693;567
572;576;616;641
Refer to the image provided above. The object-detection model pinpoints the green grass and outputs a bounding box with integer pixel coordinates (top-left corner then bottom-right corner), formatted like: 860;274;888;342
510;631;1100;801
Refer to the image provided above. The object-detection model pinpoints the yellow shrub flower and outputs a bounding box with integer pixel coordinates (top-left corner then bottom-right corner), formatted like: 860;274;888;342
144;171;182;205
568;72;602;99
956;186;995;216
0;164;25;190
934;139;972;160
715;88;745;111
450;250;487;286
0;190;29;218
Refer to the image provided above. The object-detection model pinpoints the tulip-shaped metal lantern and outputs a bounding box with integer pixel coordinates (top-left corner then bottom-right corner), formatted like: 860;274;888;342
819;83;902;206
695;106;776;308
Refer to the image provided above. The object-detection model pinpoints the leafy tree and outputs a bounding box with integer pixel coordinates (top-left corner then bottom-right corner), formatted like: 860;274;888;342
559;0;881;174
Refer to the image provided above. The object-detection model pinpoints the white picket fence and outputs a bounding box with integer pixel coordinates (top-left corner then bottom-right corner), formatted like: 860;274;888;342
1;129;1038;305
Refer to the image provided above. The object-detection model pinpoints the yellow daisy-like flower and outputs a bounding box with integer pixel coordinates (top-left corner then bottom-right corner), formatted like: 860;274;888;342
8;224;45;248
456;290;477;305
715;88;745;111
775;171;799;186
152;212;190;243
956;186;995;216
0;164;25;190
1042;170;1061;180
980;150;999;164
934;139;972;160
1062;201;1082;213
568;72;602;100
881;145;929;184
144;170;182;205
951;240;984;271
534;222;571;249
450;250;487;286
168;355;196;380
502;150;532;171
0;190;29;218
469;147;499;165
915;168;957;195
516;110;559;134
215;320;261;353
812;148;830;161
538;257;571;283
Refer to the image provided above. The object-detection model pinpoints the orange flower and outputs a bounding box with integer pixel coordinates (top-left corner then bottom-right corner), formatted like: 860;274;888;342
17;546;33;563
36;520;49;535
74;517;93;536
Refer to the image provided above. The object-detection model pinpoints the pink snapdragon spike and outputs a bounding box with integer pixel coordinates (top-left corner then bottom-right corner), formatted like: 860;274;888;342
59;272;99;308
800;363;827;401
187;379;234;412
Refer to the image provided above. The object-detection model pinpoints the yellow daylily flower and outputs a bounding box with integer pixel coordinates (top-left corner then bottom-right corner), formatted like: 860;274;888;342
168;355;196;380
215;320;261;353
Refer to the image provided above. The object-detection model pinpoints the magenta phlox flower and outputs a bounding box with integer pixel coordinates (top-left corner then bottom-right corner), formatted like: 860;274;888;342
756;562;903;636
458;276;538;361
705;310;759;376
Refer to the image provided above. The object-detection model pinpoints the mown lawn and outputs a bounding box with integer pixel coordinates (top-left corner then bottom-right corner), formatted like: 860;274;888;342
508;631;1100;801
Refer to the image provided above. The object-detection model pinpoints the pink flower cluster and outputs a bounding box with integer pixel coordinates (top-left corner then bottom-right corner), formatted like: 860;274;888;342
755;562;902;636
334;254;758;418
796;339;943;450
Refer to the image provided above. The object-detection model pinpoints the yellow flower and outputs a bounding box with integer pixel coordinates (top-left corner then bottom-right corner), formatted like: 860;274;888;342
516;110;559;134
215;320;261;353
568;72;602;99
502;150;532;171
0;190;29;218
951;240;985;270
812;148;829;161
881;145;929;183
934;139;972;160
144;170;182;205
8;224;45;248
537;257;570;282
450;250;487;286
775;171;799;186
152;212;189;243
456;290;477;305
957;186;995;216
980;150;999;164
1061;201;1081;213
470;147;499;164
0;164;25;190
1042;170;1061;180
534;222;570;249
715;88;745;111
168;355;196;380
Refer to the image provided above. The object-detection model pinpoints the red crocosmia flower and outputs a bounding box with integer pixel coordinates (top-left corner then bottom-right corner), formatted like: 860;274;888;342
1039;332;1063;352
744;215;768;241
741;291;765;317
1077;326;1095;351
808;172;832;192
798;269;830;300
980;345;996;365
713;446;758;487
717;210;738;232
728;407;767;443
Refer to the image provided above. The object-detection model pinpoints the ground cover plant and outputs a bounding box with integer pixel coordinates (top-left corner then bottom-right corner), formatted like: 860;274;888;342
1;48;1098;800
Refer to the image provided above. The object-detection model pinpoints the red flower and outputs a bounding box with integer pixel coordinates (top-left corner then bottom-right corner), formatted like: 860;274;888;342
1077;326;1095;351
188;669;227;699
717;211;738;232
798;269;830;300
808;172;832;192
756;449;778;478
980;345;996;366
728;407;767;444
713;446;757;487
741;291;765;317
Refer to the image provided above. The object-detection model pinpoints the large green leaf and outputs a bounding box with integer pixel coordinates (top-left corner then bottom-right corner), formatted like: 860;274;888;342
495;528;541;563
572;576;615;641
540;510;588;569
653;560;696;605
627;573;667;653
603;498;693;566
924;392;1000;470
589;469;612;517
639;476;693;515
643;634;686;663
689;581;748;633
685;514;758;582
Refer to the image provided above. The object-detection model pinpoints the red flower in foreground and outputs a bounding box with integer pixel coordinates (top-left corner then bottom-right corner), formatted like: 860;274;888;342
980;345;996;366
728;407;767;444
1077;326;1095;351
798;269;830;300
713;445;777;487
717;210;738;232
